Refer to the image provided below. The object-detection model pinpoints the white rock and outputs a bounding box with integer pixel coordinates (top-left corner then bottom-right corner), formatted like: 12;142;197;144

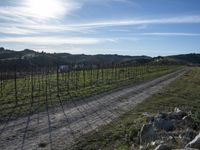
186;132;200;149
174;148;199;150
130;144;135;150
154;144;170;150
174;107;181;113
140;123;156;144
151;140;165;147
139;145;145;150
182;116;195;129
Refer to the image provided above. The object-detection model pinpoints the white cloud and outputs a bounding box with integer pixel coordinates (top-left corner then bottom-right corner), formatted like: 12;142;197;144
0;36;115;45
0;0;81;21
1;15;200;35
109;29;130;32
0;26;37;35
74;15;200;28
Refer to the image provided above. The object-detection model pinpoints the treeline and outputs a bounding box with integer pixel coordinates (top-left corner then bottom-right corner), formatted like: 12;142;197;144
0;47;151;71
1;47;199;72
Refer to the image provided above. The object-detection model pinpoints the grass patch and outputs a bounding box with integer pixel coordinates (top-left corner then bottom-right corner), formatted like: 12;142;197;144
71;67;200;150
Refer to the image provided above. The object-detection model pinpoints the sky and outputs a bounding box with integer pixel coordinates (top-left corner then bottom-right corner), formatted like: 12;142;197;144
0;0;200;56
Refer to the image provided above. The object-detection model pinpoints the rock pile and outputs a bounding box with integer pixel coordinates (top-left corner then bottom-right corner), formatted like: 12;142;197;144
136;108;200;150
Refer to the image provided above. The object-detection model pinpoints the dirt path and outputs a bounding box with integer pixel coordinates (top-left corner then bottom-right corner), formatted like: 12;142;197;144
0;69;186;150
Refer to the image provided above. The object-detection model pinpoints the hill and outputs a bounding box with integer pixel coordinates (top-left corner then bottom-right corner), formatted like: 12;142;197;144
0;47;150;70
168;53;200;65
0;47;199;70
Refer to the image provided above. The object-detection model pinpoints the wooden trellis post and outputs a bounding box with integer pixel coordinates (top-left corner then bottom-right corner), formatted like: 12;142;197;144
14;67;18;105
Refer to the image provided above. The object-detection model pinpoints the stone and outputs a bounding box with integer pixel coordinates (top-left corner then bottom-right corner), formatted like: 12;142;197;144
154;144;171;150
154;118;174;132
181;129;197;141
168;108;187;120
171;118;183;129
139;145;145;150
186;132;200;149
167;135;177;145
182;116;196;129
156;112;168;119
150;140;165;147
139;123;156;144
173;148;198;150
130;144;135;150
174;107;181;113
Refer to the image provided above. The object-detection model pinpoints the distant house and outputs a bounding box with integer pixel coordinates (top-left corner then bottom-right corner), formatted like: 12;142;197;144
74;64;85;69
59;65;69;72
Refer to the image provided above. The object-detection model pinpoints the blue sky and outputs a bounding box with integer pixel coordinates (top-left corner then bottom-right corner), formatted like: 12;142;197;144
0;0;200;56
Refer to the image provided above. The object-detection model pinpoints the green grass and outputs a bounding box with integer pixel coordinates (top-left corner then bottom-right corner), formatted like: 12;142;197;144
71;67;200;150
0;65;179;120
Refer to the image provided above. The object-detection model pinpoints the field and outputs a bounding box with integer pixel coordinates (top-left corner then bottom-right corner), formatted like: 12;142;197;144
72;67;200;150
0;65;179;121
0;64;184;150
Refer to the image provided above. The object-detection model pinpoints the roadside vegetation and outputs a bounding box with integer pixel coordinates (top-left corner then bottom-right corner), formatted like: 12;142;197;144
71;67;200;150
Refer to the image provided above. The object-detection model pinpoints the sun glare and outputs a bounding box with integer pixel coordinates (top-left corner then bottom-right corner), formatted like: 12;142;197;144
24;0;66;19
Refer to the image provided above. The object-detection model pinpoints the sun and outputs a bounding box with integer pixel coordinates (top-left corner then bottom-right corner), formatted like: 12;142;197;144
24;0;66;19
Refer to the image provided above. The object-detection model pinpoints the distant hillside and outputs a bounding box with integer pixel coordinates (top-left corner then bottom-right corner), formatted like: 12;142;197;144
151;53;200;65
168;53;200;65
113;53;200;66
0;47;199;71
0;47;150;70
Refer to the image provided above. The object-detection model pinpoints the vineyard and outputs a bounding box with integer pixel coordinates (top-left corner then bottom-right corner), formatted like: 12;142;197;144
0;64;180;149
0;64;178;119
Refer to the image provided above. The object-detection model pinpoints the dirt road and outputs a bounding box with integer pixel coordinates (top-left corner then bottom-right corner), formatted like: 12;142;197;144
0;69;186;150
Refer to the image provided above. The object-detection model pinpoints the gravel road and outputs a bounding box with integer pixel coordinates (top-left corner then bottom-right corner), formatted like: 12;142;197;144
0;69;186;150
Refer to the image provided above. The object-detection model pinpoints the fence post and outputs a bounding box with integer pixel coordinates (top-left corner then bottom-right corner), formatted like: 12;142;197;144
57;65;60;97
0;71;2;96
90;65;93;86
101;65;104;84
83;67;86;88
14;66;18;105
67;68;70;93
